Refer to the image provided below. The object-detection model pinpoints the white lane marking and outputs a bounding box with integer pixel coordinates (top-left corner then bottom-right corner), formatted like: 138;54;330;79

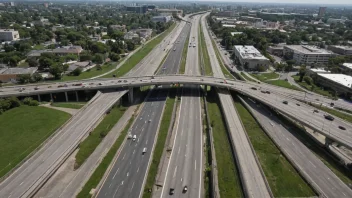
178;147;180;154
142;127;144;132
137;167;140;173
112;168;119;179
195;160;197;170
127;172;129;177
173;166;178;178
133;150;135;154
121;181;124;185
146;139;148;145
131;182;135;191
122;153;126;160
109;183;112;188
112;186;120;198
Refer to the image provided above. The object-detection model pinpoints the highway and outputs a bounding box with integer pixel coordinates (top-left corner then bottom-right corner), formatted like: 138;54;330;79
201;13;272;197
0;91;125;198
95;20;191;197
241;97;352;197
0;20;188;198
161;15;203;198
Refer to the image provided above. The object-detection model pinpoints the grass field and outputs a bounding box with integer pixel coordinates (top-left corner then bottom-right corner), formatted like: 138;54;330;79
206;91;243;197
199;22;213;76
179;36;190;74
0;106;70;178
250;72;279;82
266;79;303;91
74;104;128;169
105;23;176;78
241;72;257;82
233;99;316;197
51;102;86;109
77;110;135;198
293;76;334;98
143;91;176;198
276;113;352;186
310;103;352;123
61;62;118;81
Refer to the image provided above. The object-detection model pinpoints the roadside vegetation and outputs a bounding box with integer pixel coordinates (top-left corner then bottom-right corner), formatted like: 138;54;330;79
206;90;243;197
0;105;70;178
266;79;303;91
233;97;316;197
143;90;176;198
308;103;352;123
77;110;136;198
60;62;119;81
293;75;334;98
105;23;176;78
274;112;352;186
241;72;257;82
179;36;190;74
74;104;128;169
250;72;279;82
51;102;86;109
199;23;213;76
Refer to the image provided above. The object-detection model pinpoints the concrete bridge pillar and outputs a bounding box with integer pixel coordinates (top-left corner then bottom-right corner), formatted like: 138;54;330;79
37;94;41;102
50;93;53;102
128;87;134;104
75;91;79;102
204;85;208;96
65;92;69;102
325;137;333;147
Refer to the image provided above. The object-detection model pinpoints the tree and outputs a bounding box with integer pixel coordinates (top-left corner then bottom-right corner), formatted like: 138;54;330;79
32;73;43;82
126;40;135;51
257;65;266;72
80;54;92;61
49;64;67;79
26;57;39;67
8;56;20;67
90;42;108;54
298;66;306;82
38;57;54;70
71;68;82;76
244;62;249;70
303;76;313;85
17;74;31;84
92;53;104;64
109;53;120;62
8;97;21;108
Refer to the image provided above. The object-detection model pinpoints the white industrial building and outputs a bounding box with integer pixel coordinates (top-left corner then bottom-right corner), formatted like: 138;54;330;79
328;45;352;55
283;45;336;65
233;45;270;70
316;73;352;96
0;29;20;42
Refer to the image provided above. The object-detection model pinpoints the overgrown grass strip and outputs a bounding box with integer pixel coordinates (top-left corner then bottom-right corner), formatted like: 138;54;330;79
77;111;136;198
143;90;176;198
233;98;316;197
51;102;86;109
74;104;128;169
199;22;213;76
179;35;190;74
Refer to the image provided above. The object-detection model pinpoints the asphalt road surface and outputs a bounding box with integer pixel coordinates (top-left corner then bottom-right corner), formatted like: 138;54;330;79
242;97;352;197
161;15;203;198
96;20;191;198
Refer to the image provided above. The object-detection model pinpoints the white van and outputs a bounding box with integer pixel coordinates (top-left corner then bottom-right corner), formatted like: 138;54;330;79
142;147;147;154
133;135;137;141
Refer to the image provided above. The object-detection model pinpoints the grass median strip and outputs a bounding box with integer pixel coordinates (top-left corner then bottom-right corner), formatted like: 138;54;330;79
143;90;176;198
51;102;86;109
250;72;279;82
199;22;212;76
77;109;136;198
241;72;257;82
61;62;118;81
74;104;128;169
0;106;70;178
106;23;176;78
266;79;303;91
206;90;243;197
233;97;316;197
179;35;190;74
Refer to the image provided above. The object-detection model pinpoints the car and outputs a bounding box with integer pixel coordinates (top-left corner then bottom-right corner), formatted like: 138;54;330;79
132;135;137;141
169;188;175;195
58;85;64;88
283;101;288;104
118;80;122;83
127;133;132;139
257;81;261;84
98;83;104;85
225;53;228;55
34;86;39;90
183;186;188;193
142;147;147;154
73;83;82;86
284;79;288;81
261;90;266;93
330;102;334;107
265;91;271;94
313;109;319;113
296;103;300;106
338;126;346;130
123;80;127;83
173;48;176;51
324;114;334;121
112;74;116;78
48;86;52;88
89;83;94;85
148;119;151;122
251;87;257;90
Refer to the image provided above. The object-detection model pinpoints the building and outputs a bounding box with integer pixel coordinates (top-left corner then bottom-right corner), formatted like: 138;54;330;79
233;45;270;70
155;8;183;16
254;20;279;29
340;63;352;75
124;31;139;40
327;18;346;24
306;68;330;76
27;46;83;58
0;29;20;42
316;73;352;96
267;45;284;56
67;61;96;72
0;67;38;83
110;25;126;32
328;45;352;55
213;10;236;17
126;6;148;14
283;45;336;65
318;7;327;17
136;29;153;39
152;16;172;23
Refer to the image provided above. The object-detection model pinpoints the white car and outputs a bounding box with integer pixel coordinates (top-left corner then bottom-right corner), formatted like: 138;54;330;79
127;133;132;139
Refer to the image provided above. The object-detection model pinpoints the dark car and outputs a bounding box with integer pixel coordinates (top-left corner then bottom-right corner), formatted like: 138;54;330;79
265;91;271;94
183;186;188;193
251;87;257;90
296;103;300;106
338;126;346;130
283;101;288;105
313;109;319;113
330;102;334;107
324;114;335;121
169;188;175;195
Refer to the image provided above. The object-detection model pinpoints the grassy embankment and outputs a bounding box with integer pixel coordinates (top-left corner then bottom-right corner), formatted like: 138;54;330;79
250;72;279;82
266;79;303;91
51;102;86;109
0;106;70;178
293;75;334;98
199;22;213;76
234;99;316;197
179;36;190;74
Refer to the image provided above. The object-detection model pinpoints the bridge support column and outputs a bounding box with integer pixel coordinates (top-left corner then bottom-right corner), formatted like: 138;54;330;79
65;92;69;102
50;93;53;102
128;87;134;104
204;85;208;96
325;137;333;147
75;91;79;102
37;94;41;102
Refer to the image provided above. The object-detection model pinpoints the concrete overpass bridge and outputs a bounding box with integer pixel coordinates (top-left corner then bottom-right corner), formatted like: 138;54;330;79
1;74;352;150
